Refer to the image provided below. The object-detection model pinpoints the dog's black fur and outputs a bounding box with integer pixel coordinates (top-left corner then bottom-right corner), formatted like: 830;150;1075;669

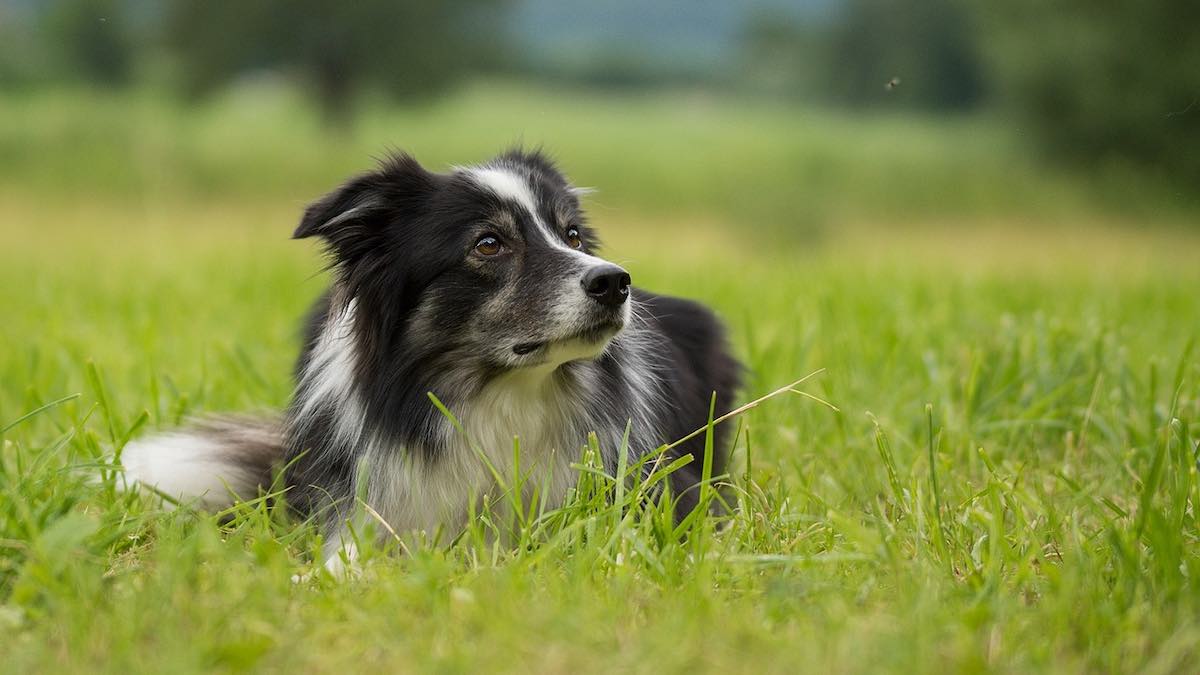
121;149;740;568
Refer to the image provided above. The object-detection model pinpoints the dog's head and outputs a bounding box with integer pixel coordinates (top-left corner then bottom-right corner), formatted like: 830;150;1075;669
295;150;631;376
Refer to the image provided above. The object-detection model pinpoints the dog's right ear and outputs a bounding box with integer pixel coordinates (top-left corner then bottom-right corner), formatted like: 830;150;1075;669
292;181;383;241
293;153;435;260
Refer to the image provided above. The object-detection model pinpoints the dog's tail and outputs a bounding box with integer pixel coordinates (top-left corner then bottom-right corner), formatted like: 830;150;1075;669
118;416;284;510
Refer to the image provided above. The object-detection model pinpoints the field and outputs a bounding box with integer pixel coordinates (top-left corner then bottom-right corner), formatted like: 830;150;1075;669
2;82;1199;673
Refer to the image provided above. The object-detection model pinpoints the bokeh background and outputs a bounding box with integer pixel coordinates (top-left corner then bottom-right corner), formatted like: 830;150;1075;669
2;0;1198;224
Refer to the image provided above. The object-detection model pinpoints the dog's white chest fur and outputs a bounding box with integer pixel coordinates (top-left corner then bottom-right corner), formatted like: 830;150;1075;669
363;375;584;539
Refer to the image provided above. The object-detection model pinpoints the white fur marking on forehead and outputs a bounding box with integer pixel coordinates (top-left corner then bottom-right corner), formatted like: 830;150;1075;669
464;163;605;263
466;166;540;220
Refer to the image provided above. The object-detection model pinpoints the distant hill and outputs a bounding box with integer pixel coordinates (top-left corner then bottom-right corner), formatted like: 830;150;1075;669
508;0;836;77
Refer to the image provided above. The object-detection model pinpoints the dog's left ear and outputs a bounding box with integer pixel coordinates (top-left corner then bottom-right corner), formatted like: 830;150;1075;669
293;153;435;260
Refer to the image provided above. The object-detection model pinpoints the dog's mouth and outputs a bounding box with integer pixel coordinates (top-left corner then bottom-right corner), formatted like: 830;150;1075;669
512;341;543;356
511;320;623;358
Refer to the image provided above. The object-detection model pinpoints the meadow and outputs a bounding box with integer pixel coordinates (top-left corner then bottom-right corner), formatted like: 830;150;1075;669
2;82;1199;673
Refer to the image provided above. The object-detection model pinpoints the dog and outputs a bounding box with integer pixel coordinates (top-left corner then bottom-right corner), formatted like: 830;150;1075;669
120;149;740;572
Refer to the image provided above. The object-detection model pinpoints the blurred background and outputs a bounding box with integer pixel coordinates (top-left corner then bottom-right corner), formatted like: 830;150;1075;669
1;0;1197;230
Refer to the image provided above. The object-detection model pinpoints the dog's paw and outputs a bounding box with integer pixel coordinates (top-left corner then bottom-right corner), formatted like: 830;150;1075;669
292;542;361;583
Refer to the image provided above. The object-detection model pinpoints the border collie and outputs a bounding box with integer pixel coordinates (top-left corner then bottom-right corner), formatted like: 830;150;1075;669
121;149;740;572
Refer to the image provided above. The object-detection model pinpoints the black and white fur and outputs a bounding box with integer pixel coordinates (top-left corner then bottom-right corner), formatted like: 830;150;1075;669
121;150;740;571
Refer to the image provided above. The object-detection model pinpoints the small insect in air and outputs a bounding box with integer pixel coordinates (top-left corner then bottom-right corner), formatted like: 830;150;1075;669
885;77;901;92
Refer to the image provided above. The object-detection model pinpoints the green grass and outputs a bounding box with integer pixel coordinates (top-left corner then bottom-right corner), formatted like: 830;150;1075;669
3;80;1194;228
2;82;1200;673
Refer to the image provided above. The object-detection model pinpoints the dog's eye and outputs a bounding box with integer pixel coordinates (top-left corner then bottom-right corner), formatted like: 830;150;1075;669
474;235;504;256
566;228;583;249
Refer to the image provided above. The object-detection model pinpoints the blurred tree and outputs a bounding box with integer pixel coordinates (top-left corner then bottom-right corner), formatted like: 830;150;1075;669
0;6;44;86
823;0;985;110
980;1;1200;187
738;0;986;110
164;0;508;128
44;0;134;86
738;12;826;98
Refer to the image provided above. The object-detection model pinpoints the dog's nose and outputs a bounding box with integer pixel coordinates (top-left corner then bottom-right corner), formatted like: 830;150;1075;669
581;265;631;308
